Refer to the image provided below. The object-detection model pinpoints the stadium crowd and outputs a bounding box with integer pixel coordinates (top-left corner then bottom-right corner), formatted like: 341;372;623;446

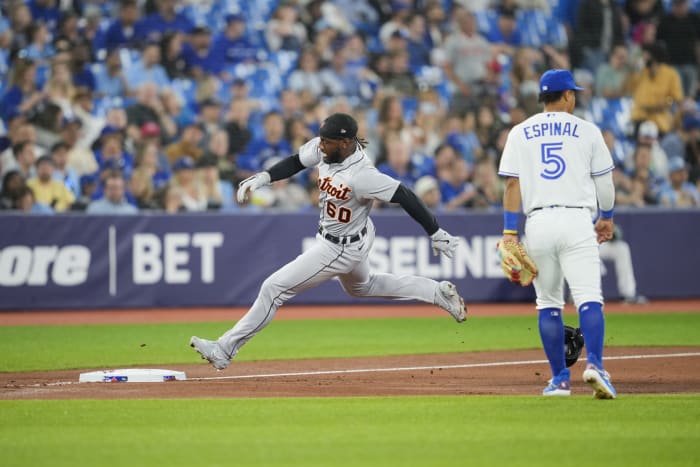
0;0;699;215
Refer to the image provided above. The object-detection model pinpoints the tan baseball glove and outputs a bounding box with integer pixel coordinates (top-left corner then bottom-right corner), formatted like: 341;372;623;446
497;240;538;286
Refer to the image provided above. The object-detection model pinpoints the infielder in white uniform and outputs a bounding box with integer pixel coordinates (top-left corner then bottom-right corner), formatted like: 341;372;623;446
498;69;618;399
191;113;467;370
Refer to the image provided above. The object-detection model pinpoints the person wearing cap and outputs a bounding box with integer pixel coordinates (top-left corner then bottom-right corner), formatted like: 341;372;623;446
170;156;207;211
182;26;220;79
196;152;234;210
165;121;204;164
414;175;442;210
236;111;292;176
658;156;699;207
633;120;670;179
498;69;619;398
26;154;75;211
94;125;134;180
189;112;466;371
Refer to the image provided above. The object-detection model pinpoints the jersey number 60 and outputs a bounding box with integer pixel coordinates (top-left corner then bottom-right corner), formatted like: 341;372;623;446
326;201;352;223
540;142;566;180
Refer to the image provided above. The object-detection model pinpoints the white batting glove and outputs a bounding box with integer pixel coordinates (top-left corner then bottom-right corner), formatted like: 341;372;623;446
430;228;459;258
236;172;271;203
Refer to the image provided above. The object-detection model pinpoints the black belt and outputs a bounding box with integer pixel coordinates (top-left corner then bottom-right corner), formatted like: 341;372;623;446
318;226;368;245
530;205;584;213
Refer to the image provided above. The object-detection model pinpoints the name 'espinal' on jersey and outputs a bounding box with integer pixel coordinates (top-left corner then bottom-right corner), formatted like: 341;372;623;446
523;120;580;140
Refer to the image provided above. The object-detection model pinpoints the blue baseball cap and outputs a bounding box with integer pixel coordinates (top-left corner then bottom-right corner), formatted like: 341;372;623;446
539;69;584;93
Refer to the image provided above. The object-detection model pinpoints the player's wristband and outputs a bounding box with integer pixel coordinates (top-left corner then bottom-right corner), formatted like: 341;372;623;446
503;211;519;234
600;208;614;219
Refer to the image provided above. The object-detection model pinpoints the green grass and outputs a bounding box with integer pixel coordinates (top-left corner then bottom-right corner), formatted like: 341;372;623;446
2;396;699;467
1;313;699;372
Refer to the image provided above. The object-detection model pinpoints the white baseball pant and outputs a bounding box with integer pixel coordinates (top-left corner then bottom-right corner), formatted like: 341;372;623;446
524;207;603;310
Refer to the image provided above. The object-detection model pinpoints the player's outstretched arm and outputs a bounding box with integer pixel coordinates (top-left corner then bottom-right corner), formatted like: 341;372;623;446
390;184;459;258
236;154;305;203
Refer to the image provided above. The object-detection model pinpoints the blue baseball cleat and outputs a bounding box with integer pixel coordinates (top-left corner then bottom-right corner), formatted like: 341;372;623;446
583;364;617;399
543;368;571;396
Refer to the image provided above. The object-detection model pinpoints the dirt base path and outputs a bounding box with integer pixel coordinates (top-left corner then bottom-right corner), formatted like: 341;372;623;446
2;346;698;400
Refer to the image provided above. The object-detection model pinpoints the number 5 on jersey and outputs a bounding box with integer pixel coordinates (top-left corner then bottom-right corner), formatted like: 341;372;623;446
326;201;352;223
540;142;566;179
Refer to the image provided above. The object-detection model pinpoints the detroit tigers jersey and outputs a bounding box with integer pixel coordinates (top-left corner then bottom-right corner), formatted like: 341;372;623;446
299;137;400;236
498;111;614;216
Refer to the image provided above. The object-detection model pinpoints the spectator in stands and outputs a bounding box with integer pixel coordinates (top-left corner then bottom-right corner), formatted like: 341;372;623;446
129;166;158;210
8;2;32;51
266;3;307;53
135;0;194;43
49;140;79;196
94;126;133;180
656;0;700;99
169;156;206;211
0;58;44;123
471;157;503;209
71;87;103;149
414;175;443;211
26;155;74;211
628;143;663;204
70;173;98;211
405;13;431;72
487;5;523;55
319;46;362;99
658;156;700;207
378;2;410;46
13;185;53;213
0;112;28;169
442;8;493;113
29;0;60;31
628;42;684;136
134;139;170;190
594;44;632;99
222;97;253;163
103;0;140;49
182;26;219;80
624;0;665;44
62;117;98;176
212;14;258;69
44;58;75;117
165;121;204;164
24;22;54;65
383;49;418;97
236;111;291;175
55;12;81;47
377;132;421;188
159;31;187;80
411;89;445;157
634;120;670;179
0;170;25;209
288;48;325;98
69;42;96;91
572;0;626;73
94;48;130;99
206;128;235;181
374;94;409;147
86;170;138;214
125;42;171;90
613;166;646;207
126;83;176;142
161;183;184;213
678;115;700;184
437;155;477;210
7;140;36;179
196;152;234;210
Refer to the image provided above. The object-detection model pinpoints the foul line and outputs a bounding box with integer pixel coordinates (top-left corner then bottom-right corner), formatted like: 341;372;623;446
189;352;700;382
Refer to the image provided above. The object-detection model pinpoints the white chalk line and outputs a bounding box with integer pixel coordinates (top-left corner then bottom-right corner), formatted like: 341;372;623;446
10;352;700;387
189;352;700;382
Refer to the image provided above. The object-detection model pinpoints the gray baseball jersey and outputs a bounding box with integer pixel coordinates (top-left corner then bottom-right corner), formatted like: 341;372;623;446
299;137;399;237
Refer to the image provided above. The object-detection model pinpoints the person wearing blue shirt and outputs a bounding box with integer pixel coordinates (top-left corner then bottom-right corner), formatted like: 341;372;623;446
484;6;523;49
94;48;130;98
50;141;80;196
86;171;138;214
181;26;221;78
135;0;194;43
124;41;171;89
103;0;140;49
28;0;61;32
211;14;259;68
236;111;292;174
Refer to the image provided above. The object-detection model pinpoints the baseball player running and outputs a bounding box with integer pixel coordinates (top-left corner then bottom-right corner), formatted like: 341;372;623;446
190;113;466;370
498;69;617;398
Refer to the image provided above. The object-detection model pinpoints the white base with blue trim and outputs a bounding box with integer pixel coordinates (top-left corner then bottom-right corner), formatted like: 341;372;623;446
79;368;186;383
